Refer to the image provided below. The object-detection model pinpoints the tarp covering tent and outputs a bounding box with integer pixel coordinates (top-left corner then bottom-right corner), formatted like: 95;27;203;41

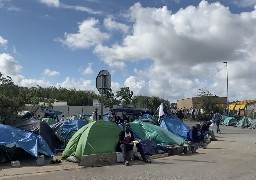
234;104;246;111
236;117;251;128
62;121;121;160
54;120;87;145
13;117;40;132
36;122;63;152
223;117;238;126
0;124;54;158
160;115;190;140
14;119;62;152
130;121;186;146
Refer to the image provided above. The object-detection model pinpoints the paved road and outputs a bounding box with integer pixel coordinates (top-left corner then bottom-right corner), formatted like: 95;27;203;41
1;124;256;180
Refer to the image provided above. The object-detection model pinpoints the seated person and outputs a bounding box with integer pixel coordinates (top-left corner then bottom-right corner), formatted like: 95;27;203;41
118;122;151;166
190;124;201;144
200;121;217;141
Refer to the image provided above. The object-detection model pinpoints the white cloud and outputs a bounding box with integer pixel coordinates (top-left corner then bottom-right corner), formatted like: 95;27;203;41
58;18;110;50
17;76;52;87
39;0;101;14
111;81;121;93
43;68;60;77
0;53;22;76
56;77;95;90
233;0;256;7
104;17;129;34
83;63;93;75
40;0;60;7
124;76;147;95
0;36;8;47
94;1;256;102
61;4;101;14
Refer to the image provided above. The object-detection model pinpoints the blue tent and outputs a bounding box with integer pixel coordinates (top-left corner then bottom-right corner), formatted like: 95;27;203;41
0;124;54;158
160;115;190;140
54;120;87;144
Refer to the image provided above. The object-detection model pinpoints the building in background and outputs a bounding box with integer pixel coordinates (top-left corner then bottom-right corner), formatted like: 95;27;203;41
177;97;227;111
229;100;256;117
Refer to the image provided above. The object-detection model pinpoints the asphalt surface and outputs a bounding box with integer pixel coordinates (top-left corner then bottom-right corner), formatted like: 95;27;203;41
1;124;256;180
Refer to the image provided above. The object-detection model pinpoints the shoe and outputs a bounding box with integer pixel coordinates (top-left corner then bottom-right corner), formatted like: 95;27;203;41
143;159;151;163
125;160;129;166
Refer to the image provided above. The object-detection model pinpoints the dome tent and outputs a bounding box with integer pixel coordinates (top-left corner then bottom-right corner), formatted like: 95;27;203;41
62;121;121;160
160;115;190;140
223;117;238;126
130;121;186;146
235;117;251;128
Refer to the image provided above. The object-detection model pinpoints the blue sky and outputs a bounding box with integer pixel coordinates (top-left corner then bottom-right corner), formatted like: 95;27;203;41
0;0;256;102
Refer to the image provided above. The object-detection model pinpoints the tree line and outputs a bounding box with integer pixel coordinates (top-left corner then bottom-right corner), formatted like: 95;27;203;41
0;74;170;124
0;73;222;125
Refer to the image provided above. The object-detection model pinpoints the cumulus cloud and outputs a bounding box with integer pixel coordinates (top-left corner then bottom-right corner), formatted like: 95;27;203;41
93;1;256;102
82;63;93;75
111;81;121;94
56;77;95;90
40;0;60;7
0;36;8;47
43;68;60;77
124;76;147;95
57;18;110;49
104;17;129;34
0;53;22;76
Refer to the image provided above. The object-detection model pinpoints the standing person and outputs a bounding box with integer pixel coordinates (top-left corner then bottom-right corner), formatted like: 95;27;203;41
119;122;151;166
213;110;222;133
94;108;98;121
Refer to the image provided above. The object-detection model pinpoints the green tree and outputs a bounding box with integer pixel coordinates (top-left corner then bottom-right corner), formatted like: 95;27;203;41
0;74;26;124
132;95;149;109
197;88;223;120
116;87;133;107
102;89;115;109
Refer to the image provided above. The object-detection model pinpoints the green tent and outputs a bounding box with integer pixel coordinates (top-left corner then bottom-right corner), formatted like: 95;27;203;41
130;121;185;146
41;118;56;125
62;121;121;160
223;117;238;126
236;117;251;128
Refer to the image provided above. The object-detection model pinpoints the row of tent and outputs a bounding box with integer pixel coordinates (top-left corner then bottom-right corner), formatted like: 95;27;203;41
222;116;256;129
62;114;192;161
0;111;192;163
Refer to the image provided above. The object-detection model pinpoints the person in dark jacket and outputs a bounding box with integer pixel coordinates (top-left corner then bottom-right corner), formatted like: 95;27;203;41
119;122;151;166
191;124;200;143
200;121;217;141
213;111;222;133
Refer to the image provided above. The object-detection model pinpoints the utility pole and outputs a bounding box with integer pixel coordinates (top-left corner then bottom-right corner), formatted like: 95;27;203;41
223;62;229;116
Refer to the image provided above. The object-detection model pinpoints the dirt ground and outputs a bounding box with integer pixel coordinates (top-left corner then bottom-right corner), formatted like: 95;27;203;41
1;124;256;180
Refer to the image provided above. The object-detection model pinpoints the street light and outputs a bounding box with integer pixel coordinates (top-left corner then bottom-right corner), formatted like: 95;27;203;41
223;62;229;116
